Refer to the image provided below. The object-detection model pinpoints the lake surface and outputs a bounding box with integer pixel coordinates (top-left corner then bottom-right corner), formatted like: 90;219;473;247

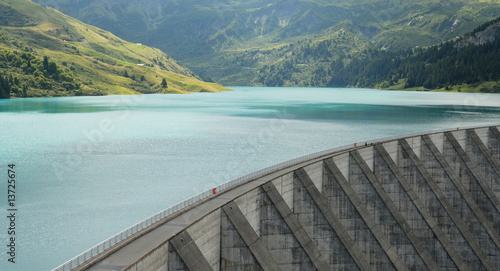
1;87;500;270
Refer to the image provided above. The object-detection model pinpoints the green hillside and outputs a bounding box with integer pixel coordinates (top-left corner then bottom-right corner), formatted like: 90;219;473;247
33;0;500;86
0;0;229;98
325;17;500;93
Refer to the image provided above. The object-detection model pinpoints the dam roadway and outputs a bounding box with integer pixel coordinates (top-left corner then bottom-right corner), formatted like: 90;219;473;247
72;126;500;271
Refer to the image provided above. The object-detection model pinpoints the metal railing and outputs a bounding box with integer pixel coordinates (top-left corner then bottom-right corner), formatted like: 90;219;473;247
52;124;498;271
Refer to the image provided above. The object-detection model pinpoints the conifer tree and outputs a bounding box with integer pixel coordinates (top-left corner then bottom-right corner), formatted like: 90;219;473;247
43;56;49;71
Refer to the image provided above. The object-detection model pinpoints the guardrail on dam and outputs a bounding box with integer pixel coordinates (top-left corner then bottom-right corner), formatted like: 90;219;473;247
58;125;500;271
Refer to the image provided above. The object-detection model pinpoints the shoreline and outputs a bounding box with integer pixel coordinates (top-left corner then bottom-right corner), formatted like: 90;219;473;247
3;83;500;100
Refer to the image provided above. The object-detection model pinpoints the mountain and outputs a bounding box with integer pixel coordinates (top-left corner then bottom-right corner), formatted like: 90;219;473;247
0;0;229;98
33;0;500;86
323;17;500;92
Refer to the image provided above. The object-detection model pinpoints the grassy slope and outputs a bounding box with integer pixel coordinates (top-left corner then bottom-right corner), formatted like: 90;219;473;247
31;0;500;87
0;0;229;97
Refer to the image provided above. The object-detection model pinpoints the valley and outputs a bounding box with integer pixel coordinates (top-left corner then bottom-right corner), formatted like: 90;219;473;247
33;0;500;89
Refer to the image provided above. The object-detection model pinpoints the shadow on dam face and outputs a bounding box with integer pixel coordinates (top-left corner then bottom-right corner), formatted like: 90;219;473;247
65;126;500;271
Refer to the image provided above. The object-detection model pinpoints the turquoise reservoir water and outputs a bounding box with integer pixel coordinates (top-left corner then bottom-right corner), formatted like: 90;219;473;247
1;87;500;270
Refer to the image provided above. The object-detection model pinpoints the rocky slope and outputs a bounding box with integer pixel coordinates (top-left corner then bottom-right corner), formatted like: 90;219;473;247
457;19;500;48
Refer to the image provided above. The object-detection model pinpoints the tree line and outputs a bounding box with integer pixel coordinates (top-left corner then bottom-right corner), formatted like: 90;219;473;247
328;34;500;90
255;17;500;91
0;49;79;98
0;73;11;98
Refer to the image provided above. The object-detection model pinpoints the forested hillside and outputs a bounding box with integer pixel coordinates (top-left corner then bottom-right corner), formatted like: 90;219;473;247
34;0;500;86
0;0;228;98
325;18;500;92
0;48;80;98
254;17;500;92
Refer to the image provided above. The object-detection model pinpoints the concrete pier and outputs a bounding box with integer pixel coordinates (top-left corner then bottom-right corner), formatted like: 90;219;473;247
75;126;500;271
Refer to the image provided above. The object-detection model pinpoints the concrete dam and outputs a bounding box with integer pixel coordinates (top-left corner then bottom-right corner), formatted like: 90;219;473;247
68;126;500;271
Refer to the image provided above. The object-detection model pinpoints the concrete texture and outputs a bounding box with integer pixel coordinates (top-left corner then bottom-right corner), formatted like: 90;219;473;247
375;143;465;271
221;203;265;271
295;167;369;271
324;157;400;270
351;150;438;270
400;138;493;271
170;231;213;270
262;182;330;271
78;126;500;271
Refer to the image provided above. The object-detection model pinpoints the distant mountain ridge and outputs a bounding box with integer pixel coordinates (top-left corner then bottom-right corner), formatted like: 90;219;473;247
0;0;228;98
33;0;500;86
320;17;500;92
